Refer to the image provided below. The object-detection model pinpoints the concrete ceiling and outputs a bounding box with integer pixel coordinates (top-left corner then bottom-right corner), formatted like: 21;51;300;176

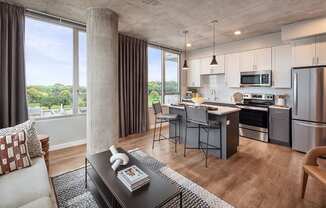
3;0;326;50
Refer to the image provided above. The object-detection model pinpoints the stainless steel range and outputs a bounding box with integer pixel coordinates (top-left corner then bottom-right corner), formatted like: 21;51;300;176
236;93;274;142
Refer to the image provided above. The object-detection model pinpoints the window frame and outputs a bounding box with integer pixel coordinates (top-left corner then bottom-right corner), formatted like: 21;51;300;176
25;14;87;120
148;44;181;105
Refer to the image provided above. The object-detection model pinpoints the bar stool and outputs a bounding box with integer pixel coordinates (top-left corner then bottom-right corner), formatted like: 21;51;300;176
152;102;181;152
184;105;222;168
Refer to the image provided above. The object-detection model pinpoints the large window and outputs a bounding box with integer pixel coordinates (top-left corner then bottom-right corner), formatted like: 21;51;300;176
25;17;86;118
148;46;180;106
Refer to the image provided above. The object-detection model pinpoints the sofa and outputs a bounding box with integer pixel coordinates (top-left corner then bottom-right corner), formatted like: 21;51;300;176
0;120;54;208
0;156;53;208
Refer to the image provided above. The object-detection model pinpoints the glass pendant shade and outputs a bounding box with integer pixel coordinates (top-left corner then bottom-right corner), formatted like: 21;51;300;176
210;55;218;65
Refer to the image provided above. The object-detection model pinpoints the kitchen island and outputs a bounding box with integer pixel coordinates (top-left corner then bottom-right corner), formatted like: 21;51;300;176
168;103;240;159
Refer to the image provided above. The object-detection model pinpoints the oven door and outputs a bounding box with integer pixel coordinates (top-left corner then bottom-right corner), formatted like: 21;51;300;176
239;107;269;142
239;108;268;129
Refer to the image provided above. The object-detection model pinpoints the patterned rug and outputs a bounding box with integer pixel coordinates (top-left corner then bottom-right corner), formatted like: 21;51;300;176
51;149;233;208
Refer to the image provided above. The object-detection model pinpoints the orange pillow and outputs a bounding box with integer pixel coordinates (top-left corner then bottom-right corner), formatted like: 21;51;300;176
0;131;32;175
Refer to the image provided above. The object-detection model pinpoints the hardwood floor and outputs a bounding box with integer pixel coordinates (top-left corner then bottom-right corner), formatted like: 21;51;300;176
49;128;326;208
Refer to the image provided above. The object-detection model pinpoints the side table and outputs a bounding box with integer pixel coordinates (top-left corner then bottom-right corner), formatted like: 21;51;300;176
38;135;49;171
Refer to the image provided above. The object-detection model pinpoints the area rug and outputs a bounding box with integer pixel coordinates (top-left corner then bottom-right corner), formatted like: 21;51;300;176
51;149;233;208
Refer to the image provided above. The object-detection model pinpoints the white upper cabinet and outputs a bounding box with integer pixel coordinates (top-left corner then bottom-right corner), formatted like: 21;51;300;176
239;50;255;72
187;59;201;88
225;53;240;88
254;48;272;71
239;48;271;72
200;57;211;75
200;55;225;75
292;37;316;67
316;34;326;65
272;45;292;88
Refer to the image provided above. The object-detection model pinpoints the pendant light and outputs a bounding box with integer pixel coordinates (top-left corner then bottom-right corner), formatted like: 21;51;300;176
210;20;218;66
182;30;190;70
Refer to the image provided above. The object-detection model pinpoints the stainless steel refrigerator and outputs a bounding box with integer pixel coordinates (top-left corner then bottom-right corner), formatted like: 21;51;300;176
292;66;326;152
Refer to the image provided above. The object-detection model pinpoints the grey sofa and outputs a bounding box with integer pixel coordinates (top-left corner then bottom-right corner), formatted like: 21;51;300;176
0;157;53;208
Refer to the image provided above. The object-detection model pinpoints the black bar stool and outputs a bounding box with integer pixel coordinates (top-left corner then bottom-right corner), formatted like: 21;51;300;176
184;105;222;168
152;102;181;152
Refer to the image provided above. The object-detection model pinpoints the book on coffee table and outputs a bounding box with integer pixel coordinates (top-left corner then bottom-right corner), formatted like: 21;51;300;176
117;165;150;192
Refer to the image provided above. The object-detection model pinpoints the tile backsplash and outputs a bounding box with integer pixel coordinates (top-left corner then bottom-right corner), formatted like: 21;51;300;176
198;75;293;106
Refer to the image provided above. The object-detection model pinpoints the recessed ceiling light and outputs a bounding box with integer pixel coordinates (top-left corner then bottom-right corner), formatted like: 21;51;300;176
186;43;192;47
234;30;241;35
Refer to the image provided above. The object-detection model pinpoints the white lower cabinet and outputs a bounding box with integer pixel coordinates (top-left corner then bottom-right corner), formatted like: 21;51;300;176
272;45;292;88
225;53;240;88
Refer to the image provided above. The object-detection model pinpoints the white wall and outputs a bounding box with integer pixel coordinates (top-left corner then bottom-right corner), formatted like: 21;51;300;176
189;32;293;106
35;114;86;150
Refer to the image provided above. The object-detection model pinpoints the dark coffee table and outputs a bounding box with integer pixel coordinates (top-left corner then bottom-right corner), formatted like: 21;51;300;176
85;148;182;208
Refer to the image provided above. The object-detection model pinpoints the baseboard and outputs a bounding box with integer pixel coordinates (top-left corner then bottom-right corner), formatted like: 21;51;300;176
50;139;86;151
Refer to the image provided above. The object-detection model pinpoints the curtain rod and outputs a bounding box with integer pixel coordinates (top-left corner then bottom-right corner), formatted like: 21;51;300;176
25;8;86;28
25;8;182;52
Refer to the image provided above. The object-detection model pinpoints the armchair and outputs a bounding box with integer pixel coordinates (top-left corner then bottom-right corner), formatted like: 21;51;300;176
301;146;326;198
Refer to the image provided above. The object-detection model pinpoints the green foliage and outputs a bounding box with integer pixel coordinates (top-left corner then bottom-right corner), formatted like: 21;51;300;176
27;84;86;110
27;80;177;110
164;81;178;94
147;81;178;105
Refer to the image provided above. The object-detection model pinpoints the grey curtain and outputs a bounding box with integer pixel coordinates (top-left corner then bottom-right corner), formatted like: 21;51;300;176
0;3;28;128
119;34;148;137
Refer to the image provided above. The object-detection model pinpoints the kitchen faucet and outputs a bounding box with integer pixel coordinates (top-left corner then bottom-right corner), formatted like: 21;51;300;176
209;89;218;101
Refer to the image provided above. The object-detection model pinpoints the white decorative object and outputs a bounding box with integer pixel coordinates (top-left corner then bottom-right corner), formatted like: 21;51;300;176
275;94;288;106
109;145;129;171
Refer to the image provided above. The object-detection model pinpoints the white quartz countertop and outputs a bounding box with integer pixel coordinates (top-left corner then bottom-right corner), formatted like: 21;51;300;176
269;105;291;110
166;103;240;116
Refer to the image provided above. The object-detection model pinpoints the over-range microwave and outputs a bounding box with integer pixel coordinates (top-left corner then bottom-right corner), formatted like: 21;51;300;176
240;70;272;87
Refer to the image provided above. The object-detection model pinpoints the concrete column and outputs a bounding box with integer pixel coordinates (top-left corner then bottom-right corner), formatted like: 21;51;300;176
86;8;119;154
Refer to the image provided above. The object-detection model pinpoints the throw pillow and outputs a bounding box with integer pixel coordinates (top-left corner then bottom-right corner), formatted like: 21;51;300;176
0;131;32;175
0;120;43;158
